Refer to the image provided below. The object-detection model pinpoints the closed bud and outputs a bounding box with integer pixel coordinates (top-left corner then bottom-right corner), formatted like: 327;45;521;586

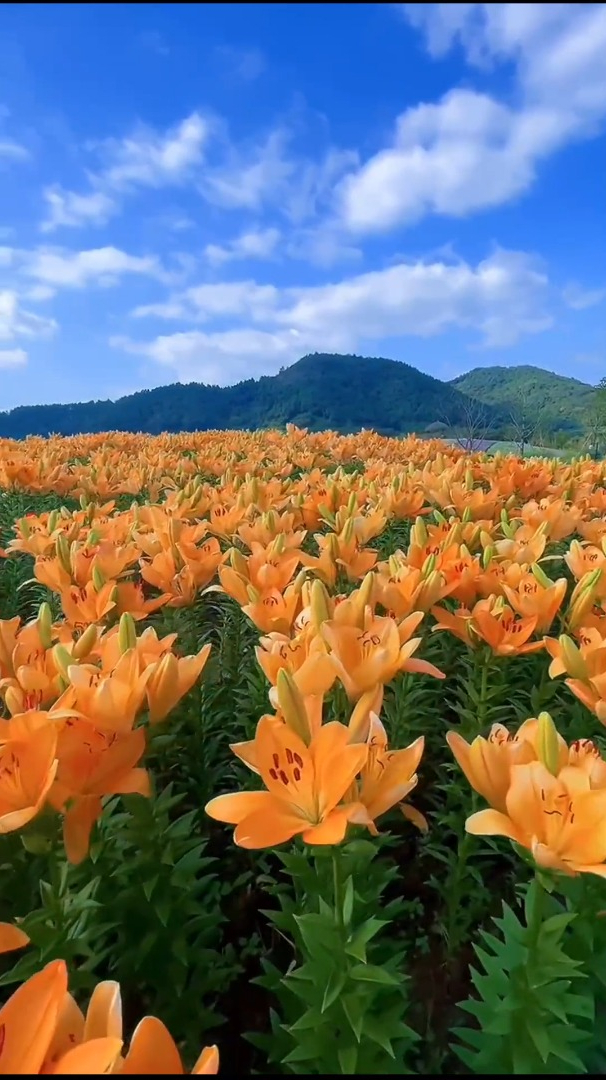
72;623;98;660
531;563;553;589
558;635;588;680
118;612;137;655
482;546;495;570
310;579;330;627
52;644;73;679
55;534;72;575
276;669;310;744
91;565;106;592
537;712;560;776
47;510;59;533
36;603;54;650
421;553;436;577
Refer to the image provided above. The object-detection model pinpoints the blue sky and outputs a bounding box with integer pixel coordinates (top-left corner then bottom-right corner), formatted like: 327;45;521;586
0;2;604;409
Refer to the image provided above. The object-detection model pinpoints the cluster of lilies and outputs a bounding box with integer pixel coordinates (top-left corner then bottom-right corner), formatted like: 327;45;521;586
2;429;606;1071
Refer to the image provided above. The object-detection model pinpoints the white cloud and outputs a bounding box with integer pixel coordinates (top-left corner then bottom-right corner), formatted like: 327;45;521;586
36;198;93;234
340;4;606;233
200;128;295;212
117;247;552;383
39;112;209;231
132;279;279;322
0;348;28;368
562;281;606;310
99;112;209;190
204;227;281;266
0;139;29;163
41;187;117;233
199;127;358;224
0;290;57;342
23;246;163;290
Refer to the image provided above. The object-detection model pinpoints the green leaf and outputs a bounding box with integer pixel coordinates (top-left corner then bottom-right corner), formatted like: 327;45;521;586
349;963;400;986
322;967;346;1012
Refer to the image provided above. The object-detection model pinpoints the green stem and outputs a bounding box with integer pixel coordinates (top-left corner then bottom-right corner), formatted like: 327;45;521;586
528;874;545;945
332;845;344;936
476;647;492;731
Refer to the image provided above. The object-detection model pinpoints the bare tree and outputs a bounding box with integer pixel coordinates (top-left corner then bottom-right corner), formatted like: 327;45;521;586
444;398;496;453
508;392;545;456
583;381;606;458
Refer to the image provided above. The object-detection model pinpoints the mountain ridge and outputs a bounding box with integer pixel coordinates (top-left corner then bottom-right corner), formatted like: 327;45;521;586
451;364;595;436
0;353;595;440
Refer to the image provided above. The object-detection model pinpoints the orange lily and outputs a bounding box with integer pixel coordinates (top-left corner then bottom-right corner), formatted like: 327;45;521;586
205;717;368;848
48;719;149;863
466;759;606;877
447;724;537;813
351;714;425;833
0;722;57;834
145;643;212;724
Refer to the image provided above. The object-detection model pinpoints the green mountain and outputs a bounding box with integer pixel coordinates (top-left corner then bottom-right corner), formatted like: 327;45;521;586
450;365;596;436
0;352;507;439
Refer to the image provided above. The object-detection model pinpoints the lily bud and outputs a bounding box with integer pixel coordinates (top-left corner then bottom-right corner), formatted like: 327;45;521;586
411;516;428;548
421;553;436;578
55;535;72;575
53;644;74;680
310;579;330;628
276;669;310;744
568;569;603;627
47;510;59;533
118;612;137;655
91;565;106;592
36;603;54;650
72;623;98;660
531;563;553;589
229;547;249;577
482;545;495;570
537;712;560;776
558;634;588;680
293;569;308;594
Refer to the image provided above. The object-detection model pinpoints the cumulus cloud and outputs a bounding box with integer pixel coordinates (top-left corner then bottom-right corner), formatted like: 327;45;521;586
0;347;27;368
116;247;552;383
204;227;281;266
0;138;29;163
562;281;606;310
339;4;606;233
40;112;209;231
41;188;117;233
23;246;165;290
0;290;57;342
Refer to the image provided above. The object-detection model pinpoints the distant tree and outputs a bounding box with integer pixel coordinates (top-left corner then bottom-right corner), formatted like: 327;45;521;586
445;398;495;453
507;389;546;456
583;379;606;458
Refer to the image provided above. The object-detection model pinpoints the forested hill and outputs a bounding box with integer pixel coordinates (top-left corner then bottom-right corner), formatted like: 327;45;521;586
451;365;595;436
0;353;505;438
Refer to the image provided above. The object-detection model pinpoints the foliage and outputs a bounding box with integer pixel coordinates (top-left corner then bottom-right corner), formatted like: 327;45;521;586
0;353;507;438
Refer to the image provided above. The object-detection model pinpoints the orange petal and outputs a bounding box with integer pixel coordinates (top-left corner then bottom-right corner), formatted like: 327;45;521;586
234;805;306;849
192;1045;220;1075
121;1016;184;1074
51;1036;123;1074
465;808;524;843
205;790;274;826
0;923;29;954
0;959;67;1074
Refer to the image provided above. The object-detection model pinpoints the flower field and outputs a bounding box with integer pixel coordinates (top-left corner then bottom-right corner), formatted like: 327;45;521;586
2;426;606;1074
